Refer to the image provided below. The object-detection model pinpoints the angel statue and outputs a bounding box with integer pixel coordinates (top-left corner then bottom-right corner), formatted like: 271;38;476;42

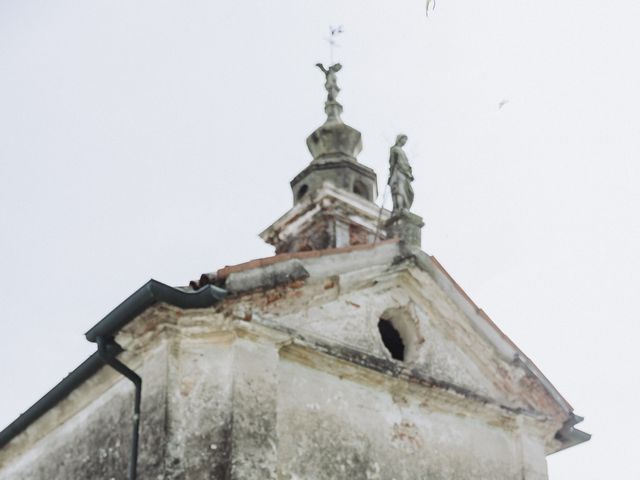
388;134;414;213
316;63;342;102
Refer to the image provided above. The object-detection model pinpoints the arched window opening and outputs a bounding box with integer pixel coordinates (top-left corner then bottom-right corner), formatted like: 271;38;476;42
353;181;369;200
297;184;309;200
378;319;405;361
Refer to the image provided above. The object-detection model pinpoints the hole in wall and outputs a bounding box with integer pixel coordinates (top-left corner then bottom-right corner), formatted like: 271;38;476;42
378;319;405;361
377;307;423;363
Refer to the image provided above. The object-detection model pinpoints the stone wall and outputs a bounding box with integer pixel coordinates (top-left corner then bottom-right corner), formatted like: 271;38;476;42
0;344;169;480
276;358;522;480
0;327;550;480
0;248;559;479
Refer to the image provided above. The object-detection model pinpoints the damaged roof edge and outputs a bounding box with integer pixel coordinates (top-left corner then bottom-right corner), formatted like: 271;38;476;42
553;414;592;454
0;280;227;450
417;253;590;449
422;255;575;410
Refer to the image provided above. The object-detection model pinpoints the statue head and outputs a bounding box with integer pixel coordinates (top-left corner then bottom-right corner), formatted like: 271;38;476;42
395;134;408;147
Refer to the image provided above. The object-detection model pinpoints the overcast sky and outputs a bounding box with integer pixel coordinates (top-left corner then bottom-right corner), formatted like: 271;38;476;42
1;0;638;478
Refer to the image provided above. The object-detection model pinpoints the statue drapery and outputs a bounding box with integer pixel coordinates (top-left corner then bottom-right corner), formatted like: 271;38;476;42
388;134;414;212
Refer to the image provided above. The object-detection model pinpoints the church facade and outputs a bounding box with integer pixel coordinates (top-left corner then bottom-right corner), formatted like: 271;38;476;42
0;64;588;480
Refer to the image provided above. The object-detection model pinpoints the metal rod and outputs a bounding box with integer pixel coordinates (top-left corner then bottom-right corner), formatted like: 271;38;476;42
374;184;390;243
96;337;142;480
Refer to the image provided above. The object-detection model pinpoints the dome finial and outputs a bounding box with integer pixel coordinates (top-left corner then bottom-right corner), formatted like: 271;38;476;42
306;63;361;161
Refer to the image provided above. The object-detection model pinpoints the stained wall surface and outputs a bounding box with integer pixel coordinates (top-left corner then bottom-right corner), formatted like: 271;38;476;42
0;252;556;480
0;345;170;480
0;333;549;480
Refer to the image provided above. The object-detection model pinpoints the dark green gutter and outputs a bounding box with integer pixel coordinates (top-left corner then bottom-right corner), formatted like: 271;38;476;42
85;279;226;343
0;280;226;449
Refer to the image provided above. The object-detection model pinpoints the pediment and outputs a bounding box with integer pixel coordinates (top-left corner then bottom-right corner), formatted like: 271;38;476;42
180;240;586;453
235;254;570;424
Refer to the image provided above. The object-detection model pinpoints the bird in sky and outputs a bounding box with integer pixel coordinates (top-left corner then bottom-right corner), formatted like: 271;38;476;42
498;99;510;109
426;0;436;17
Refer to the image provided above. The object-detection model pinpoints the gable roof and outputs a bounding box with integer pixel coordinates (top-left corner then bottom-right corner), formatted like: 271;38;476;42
0;243;589;454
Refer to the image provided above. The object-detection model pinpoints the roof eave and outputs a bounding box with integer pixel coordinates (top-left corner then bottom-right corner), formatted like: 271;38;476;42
0;280;227;450
85;280;227;342
551;413;592;454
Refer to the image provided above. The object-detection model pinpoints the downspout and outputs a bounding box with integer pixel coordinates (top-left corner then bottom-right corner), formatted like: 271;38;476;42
96;336;141;480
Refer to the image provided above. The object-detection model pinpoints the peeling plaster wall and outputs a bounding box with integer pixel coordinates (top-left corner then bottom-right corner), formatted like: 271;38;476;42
0;250;560;479
0;344;169;480
270;278;501;397
229;337;279;479
276;358;523;480
0;326;551;480
164;336;234;480
226;263;556;419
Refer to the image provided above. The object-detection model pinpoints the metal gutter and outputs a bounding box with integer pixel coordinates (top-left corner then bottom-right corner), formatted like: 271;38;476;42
97;336;142;480
0;345;122;449
85;279;227;343
0;280;227;450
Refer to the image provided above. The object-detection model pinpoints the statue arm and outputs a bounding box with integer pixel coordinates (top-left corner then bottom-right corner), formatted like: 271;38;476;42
388;149;398;182
315;63;328;74
389;147;401;167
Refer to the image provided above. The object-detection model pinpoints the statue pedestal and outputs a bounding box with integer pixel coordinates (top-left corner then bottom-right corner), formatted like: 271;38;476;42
384;210;424;247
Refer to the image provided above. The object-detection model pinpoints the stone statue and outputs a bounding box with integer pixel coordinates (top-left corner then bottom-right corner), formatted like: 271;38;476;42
388;134;414;213
316;63;342;102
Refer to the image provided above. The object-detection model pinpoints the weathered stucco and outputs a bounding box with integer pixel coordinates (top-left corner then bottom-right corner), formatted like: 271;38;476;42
0;242;579;479
277;358;521;480
0;344;169;480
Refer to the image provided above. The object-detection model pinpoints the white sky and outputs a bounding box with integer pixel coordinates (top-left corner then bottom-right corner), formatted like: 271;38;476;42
1;0;638;478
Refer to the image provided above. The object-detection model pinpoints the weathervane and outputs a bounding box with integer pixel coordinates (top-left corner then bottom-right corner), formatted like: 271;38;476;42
325;25;343;65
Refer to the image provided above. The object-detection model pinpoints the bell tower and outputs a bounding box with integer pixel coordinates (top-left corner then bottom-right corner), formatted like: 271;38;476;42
261;64;389;253
292;63;378;205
